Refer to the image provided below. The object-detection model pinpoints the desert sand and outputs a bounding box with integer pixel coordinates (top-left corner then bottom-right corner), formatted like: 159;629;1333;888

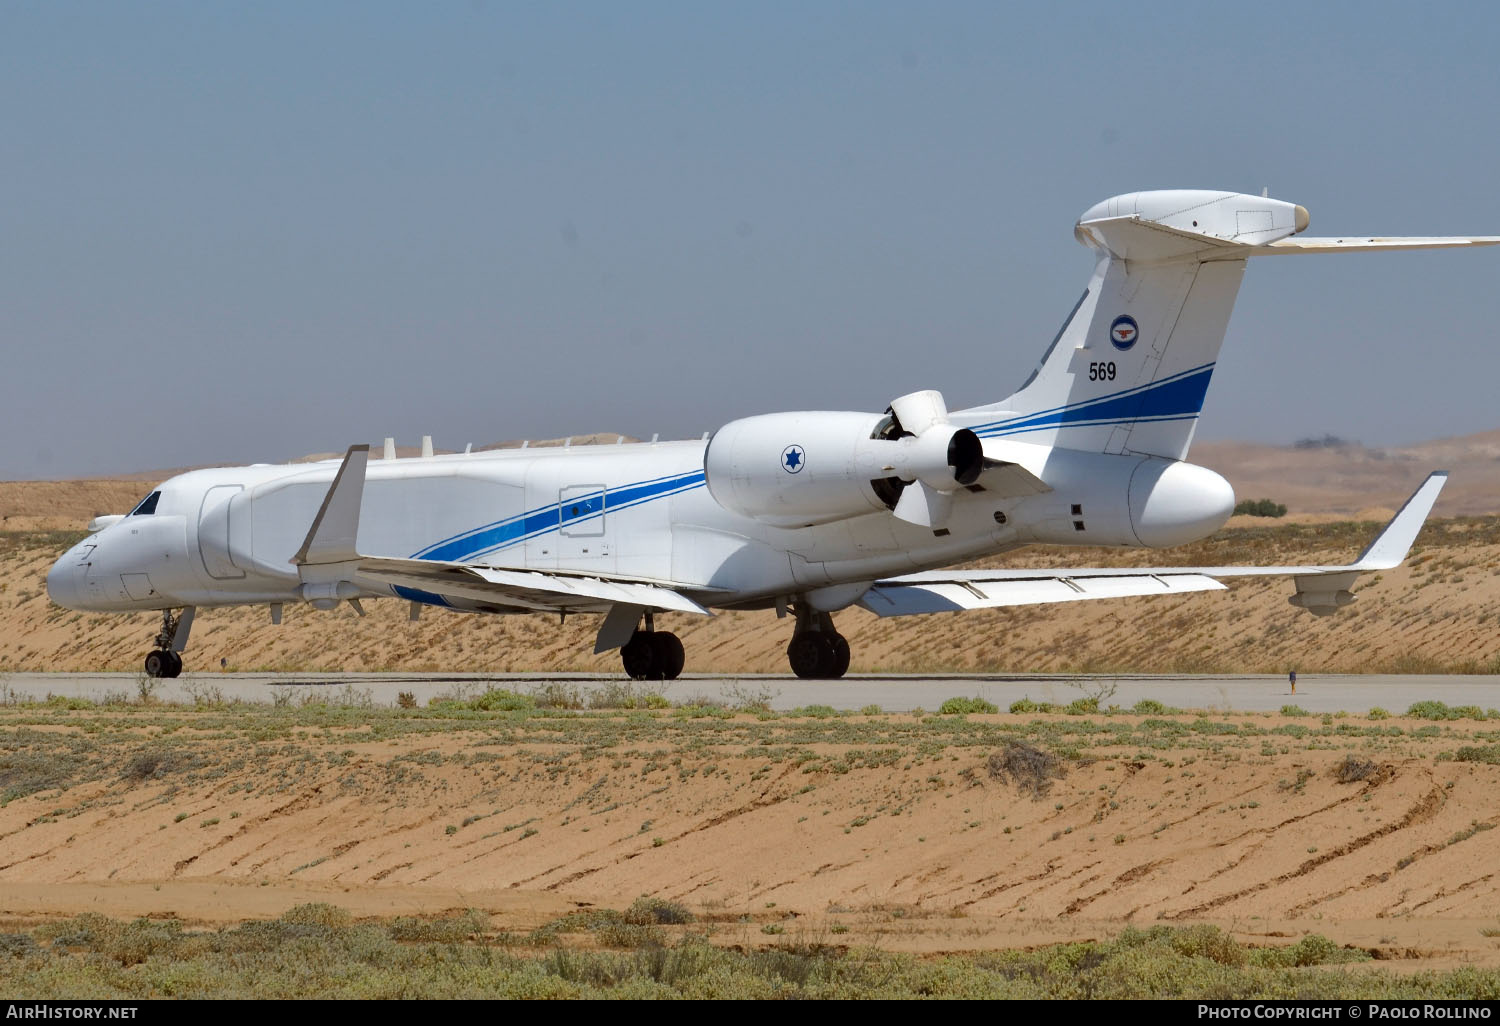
1;701;1498;971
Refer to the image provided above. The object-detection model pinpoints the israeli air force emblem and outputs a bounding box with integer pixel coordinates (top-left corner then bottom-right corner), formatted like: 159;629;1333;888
1109;314;1139;351
781;444;805;474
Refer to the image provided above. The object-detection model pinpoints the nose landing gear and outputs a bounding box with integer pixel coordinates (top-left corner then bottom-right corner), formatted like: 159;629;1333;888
143;607;194;678
786;607;850;679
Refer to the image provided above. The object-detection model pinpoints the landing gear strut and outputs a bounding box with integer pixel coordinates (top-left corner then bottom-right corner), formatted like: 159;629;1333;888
618;611;685;681
786;607;850;680
144;608;192;679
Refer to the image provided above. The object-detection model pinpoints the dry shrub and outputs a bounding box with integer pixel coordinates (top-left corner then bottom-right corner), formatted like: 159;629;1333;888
1454;745;1500;765
987;739;1065;798
387;908;489;942
1333;755;1378;783
1168;924;1247;967
0;933;38;958
282;903;352;929
460;688;534;711
940;696;998;715
624;897;693;926
121;746;191;783
530;682;584;709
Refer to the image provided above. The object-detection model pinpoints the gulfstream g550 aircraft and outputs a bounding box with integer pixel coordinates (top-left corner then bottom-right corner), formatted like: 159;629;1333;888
47;190;1495;679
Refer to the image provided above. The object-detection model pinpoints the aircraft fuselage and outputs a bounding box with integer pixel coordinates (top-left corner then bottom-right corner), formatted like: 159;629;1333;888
46;437;1233;617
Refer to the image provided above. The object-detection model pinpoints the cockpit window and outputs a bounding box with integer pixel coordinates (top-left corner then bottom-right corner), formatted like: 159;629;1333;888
129;491;161;516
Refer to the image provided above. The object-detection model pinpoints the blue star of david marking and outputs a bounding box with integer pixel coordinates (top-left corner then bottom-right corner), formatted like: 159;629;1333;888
781;444;805;474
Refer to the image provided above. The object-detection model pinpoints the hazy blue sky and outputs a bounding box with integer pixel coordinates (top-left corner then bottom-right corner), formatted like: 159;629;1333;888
4;1;1499;479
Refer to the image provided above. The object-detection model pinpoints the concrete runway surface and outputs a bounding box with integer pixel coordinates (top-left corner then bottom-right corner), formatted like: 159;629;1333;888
5;671;1497;713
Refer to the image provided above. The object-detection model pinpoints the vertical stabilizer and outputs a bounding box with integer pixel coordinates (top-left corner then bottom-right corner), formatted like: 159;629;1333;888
965;190;1306;460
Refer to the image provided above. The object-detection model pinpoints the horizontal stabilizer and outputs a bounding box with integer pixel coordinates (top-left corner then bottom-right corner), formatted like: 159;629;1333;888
1253;236;1500;255
1077;214;1500;264
1075;215;1250;262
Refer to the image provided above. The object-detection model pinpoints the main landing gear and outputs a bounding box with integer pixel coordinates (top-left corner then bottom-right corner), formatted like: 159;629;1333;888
619;612;685;681
786;607;850;680
143;649;182;679
143;607;193;678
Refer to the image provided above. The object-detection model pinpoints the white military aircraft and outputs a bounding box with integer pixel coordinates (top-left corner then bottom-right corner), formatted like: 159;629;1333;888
47;190;1494;680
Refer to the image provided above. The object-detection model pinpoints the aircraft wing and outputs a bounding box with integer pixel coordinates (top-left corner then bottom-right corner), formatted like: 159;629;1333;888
353;556;713;617
860;472;1447;618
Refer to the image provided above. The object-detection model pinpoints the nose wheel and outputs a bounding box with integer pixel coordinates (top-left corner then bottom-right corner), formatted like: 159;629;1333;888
144;608;192;678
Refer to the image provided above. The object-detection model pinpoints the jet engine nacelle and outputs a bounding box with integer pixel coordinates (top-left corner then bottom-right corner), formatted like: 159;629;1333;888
704;406;983;528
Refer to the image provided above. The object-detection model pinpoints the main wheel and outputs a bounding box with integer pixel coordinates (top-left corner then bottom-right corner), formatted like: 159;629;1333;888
164;651;183;678
650;632;685;680
828;634;850;679
620;631;659;680
143;650;170;678
787;633;835;679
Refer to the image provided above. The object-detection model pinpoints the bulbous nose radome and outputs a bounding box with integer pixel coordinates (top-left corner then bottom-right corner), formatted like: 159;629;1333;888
46;551;84;610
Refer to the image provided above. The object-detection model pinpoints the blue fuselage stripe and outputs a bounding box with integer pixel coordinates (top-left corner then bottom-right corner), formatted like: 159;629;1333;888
413;470;706;563
974;364;1215;439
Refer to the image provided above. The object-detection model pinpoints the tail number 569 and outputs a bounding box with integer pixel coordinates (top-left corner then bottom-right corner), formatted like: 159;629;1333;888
1088;361;1117;382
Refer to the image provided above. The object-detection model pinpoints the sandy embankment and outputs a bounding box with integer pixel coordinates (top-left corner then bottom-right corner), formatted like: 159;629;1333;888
1;705;1497;969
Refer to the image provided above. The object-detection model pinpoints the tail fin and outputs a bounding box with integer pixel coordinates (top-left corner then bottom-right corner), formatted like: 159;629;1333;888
967;190;1498;461
967;190;1309;460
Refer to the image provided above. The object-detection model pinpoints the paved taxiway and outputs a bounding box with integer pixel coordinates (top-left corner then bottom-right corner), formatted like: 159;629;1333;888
7;671;1497;713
